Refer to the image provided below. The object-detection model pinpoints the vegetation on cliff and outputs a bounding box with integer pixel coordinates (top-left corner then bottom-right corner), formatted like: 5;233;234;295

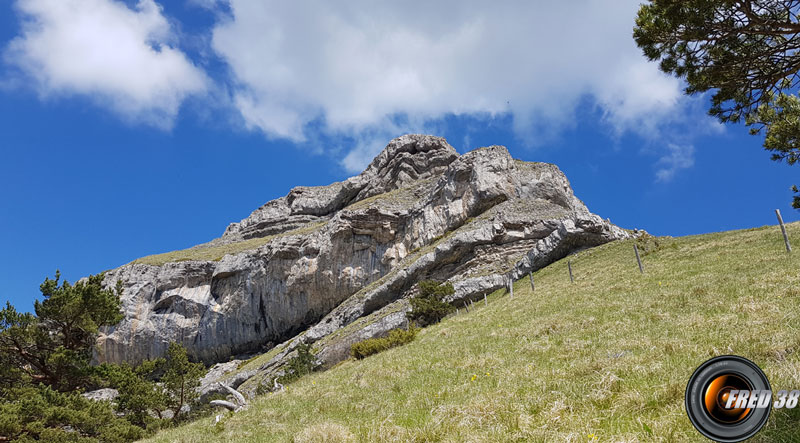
406;280;455;327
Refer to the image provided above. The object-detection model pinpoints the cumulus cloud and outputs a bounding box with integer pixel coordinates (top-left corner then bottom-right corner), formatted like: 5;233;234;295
186;0;228;12
655;143;695;183
210;0;693;172
4;0;207;128
2;0;703;180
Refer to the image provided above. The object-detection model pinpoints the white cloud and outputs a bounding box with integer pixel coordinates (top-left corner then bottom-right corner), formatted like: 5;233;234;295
655;143;695;182
186;0;228;13
2;0;704;179
4;0;208;128
209;0;695;172
187;0;222;9
594;55;683;138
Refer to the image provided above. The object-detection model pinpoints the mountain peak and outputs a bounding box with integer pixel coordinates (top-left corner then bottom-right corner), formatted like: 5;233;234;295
222;134;459;240
358;134;458;196
97;135;626;373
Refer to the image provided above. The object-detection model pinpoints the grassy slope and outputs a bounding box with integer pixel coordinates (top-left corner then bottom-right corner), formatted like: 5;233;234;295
131;222;327;266
147;223;800;442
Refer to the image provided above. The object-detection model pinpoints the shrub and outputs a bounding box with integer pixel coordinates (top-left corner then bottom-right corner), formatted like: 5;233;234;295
256;380;271;396
0;384;145;442
635;233;667;256
98;362;168;429
277;343;316;384
350;326;419;359
406;280;455;326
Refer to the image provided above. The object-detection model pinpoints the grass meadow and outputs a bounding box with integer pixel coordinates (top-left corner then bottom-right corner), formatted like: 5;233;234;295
146;222;800;442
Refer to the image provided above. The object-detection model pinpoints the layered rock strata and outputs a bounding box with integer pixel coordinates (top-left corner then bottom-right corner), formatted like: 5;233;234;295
94;134;627;392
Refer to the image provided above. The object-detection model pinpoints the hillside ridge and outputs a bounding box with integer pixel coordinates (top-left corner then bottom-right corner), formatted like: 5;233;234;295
93;134;626;398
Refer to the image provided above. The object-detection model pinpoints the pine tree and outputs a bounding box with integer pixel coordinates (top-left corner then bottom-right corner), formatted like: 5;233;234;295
160;343;204;421
0;271;123;391
634;0;800;207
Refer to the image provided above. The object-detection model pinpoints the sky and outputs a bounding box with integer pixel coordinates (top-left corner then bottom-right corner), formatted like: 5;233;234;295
1;0;798;311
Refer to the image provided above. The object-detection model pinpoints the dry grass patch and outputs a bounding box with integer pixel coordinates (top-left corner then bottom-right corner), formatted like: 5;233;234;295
294;422;355;443
132;221;327;266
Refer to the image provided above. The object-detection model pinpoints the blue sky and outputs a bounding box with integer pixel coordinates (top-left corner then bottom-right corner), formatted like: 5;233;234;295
1;0;798;311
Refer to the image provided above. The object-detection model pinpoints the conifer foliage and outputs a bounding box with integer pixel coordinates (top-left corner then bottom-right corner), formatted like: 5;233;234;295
0;272;207;442
406;280;455;326
635;0;800;206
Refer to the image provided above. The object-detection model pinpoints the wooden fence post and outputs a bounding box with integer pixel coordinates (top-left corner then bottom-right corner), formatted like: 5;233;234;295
530;272;535;292
568;260;574;283
776;209;792;253
634;243;644;274
508;277;514;298
463;301;470;313
484;293;488;306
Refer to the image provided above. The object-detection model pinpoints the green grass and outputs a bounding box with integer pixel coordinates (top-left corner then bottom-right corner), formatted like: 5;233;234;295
146;222;800;442
131;222;327;266
342;178;434;212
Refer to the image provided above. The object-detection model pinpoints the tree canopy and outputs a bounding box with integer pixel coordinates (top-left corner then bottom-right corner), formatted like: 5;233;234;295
0;272;143;441
0;272;123;391
0;272;208;441
160;343;205;421
406;280;455;326
634;0;800;206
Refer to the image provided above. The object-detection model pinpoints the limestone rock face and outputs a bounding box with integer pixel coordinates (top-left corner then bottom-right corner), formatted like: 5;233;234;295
94;134;627;370
82;388;119;403
221;134;459;241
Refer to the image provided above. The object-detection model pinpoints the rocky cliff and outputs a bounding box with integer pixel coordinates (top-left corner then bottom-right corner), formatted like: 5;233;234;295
95;134;627;393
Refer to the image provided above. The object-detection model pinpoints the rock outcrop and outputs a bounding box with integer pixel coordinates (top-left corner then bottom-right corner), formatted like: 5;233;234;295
94;134;627;391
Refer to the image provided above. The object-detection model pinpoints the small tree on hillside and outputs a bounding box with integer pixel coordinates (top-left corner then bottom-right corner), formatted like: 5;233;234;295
406;280;455;326
98;359;169;429
277;343;317;384
161;342;204;421
98;342;206;427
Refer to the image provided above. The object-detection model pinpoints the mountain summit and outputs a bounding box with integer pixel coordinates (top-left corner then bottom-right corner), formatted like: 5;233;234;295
94;134;626;393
